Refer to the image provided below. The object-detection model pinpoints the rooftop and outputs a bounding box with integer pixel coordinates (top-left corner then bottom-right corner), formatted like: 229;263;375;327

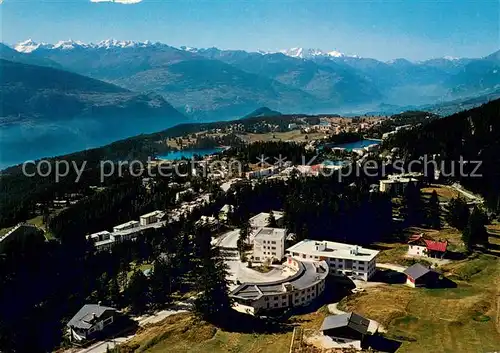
287;239;379;262
249;211;284;228
94;237;115;247
140;210;163;219
320;313;370;334
114;220;139;229
404;263;431;280
67;304;116;330
424;239;448;252
254;227;286;240
230;259;328;300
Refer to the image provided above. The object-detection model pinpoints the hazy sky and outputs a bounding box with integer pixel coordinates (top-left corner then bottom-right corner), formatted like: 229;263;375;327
1;0;499;61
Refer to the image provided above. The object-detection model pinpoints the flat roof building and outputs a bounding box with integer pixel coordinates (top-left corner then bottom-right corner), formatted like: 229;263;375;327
113;220;139;233
139;210;164;226
249;211;284;229
252;227;286;262
287;240;379;281
231;257;329;315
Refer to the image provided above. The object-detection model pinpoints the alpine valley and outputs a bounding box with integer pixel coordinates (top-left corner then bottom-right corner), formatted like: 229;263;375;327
1;39;499;168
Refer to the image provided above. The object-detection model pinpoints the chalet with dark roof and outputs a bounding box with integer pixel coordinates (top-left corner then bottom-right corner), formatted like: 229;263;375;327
67;304;116;342
320;312;371;349
403;263;439;288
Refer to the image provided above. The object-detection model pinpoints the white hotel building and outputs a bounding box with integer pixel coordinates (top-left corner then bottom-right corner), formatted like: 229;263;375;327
252;227;286;262
286;240;379;281
230;257;329;315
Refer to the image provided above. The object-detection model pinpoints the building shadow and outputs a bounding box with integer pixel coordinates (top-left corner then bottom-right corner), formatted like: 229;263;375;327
364;333;403;353
217;309;294;334
428;276;458;289
445;250;468;260
371;269;406;284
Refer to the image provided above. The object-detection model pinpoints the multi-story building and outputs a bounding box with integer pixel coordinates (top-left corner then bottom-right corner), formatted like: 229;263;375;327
230;257;329;315
112;220;139;233
139;210;164;226
286;240;379;281
379;174;420;195
252;227;286;262
249;211;284;229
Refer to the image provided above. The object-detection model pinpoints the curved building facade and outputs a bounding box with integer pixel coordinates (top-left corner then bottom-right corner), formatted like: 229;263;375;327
230;257;329;315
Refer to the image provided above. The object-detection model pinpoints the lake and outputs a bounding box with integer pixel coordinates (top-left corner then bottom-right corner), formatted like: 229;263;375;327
157;147;225;160
325;139;381;151
0;116;183;170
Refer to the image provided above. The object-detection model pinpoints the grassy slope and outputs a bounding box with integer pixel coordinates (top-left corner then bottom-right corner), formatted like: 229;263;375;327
339;253;500;353
118;249;499;353
121;309;329;353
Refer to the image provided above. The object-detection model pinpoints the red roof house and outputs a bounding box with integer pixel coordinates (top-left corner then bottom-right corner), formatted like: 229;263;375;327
407;234;447;259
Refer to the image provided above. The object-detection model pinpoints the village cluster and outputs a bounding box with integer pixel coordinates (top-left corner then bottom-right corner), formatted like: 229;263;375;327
0;117;477;352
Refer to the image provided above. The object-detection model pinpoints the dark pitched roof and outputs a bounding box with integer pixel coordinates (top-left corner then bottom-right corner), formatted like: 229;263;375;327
404;263;431;280
320;313;370;335
67;304;116;330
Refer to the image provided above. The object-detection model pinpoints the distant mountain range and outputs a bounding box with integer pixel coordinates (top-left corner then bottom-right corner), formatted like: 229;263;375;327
6;39;500;120
1;39;499;167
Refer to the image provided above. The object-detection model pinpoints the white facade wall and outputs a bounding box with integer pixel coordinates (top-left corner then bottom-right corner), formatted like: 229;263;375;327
113;221;139;233
289;251;377;281
253;233;285;262
233;277;327;314
407;244;427;257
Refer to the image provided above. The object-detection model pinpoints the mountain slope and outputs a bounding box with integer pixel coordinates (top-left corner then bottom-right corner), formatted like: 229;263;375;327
0;59;184;121
190;48;382;105
447;53;500;97
21;43;317;119
0;43;61;69
242;107;282;119
387;99;500;208
10;40;500;117
0;59;187;167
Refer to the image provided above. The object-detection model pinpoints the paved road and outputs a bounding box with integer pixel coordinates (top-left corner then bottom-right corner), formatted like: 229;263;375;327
376;262;406;273
213;229;240;249
69;301;192;353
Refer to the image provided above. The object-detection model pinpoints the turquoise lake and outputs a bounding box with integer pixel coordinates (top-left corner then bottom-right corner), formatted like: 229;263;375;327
157;147;225;160
324;139;381;151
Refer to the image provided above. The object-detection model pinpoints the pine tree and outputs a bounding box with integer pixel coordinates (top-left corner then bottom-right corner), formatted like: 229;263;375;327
267;210;278;227
445;196;470;230
194;247;232;324
126;270;149;313
238;219;251;255
427;190;441;229
106;277;122;308
401;182;424;226
149;259;172;308
462;207;489;251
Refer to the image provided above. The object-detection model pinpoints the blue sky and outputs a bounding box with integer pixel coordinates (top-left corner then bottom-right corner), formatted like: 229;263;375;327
1;0;498;60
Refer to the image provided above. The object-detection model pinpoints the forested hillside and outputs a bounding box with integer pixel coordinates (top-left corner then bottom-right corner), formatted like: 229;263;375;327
385;99;500;209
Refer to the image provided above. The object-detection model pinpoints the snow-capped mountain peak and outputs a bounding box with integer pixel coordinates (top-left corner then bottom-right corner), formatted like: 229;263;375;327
12;38;166;53
277;47;357;59
53;40;89;50
14;39;52;53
